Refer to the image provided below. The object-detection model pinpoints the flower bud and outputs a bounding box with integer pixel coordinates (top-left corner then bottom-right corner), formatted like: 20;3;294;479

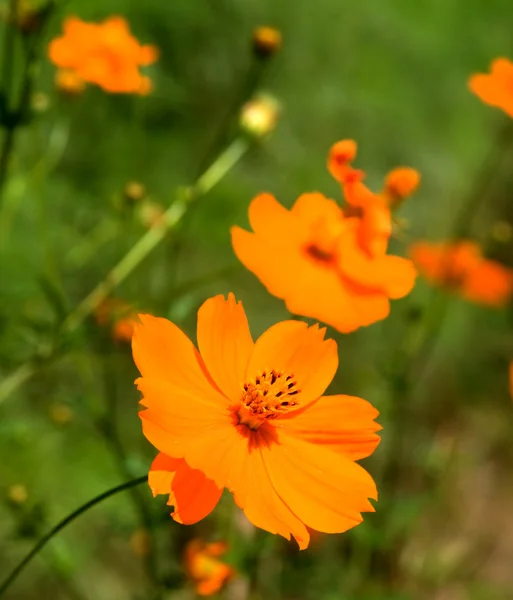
240;94;280;139
252;26;282;59
55;69;86;96
383;167;420;207
123;181;146;203
8;484;28;505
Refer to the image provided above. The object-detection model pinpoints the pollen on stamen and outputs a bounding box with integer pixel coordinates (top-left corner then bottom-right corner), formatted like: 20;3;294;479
236;369;301;429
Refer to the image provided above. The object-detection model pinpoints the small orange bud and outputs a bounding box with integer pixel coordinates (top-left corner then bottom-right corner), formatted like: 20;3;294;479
252;26;282;59
123;181;146;203
383;167;420;207
49;403;73;425
8;484;28;505
55;69;86;96
327;140;358;182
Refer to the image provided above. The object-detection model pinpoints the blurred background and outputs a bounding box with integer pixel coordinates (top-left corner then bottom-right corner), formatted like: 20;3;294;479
1;0;513;598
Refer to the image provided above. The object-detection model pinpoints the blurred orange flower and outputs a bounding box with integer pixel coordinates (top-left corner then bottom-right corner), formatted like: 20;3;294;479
184;539;235;596
469;58;513;118
136;294;380;549
48;16;158;94
231;141;417;333
95;298;139;343
410;241;513;307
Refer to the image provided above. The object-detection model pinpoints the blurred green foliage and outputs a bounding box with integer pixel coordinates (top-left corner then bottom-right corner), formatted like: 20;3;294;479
1;0;513;599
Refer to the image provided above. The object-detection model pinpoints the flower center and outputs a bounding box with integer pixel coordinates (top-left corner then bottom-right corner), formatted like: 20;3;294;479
304;217;345;265
236;370;300;430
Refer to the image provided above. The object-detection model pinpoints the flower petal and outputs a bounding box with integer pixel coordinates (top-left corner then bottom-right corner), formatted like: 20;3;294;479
169;461;223;525
232;227;390;333
264;432;377;534
138;377;231;458
230;428;310;549
246;321;338;408
132;314;227;407
277;395;381;460
148;452;181;496
248;193;304;243
148;453;223;524
196;294;254;402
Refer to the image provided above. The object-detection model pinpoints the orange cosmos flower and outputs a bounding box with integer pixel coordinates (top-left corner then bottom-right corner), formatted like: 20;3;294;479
48;16;158;95
184;539;235;596
469;58;513;118
410;241;513;307
231;141;417;333
137;294;381;549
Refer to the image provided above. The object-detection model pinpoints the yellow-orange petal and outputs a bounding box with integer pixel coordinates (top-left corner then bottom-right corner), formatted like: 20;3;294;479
229;428;310;548
132;314;227;407
231;226;390;332
264;432;377;534
277;395;381;460
383;167;420;204
196;294;254;402
290;192;344;226
462;260;513;307
148;452;181;496
327;139;358;182
138;378;230;452
248;193;303;244
169;461;223;524
246;321;338;409
148;454;222;524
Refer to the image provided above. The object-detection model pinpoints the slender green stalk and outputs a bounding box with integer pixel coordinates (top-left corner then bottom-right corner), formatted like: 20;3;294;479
0;137;249;405
0;476;148;597
62;137;248;333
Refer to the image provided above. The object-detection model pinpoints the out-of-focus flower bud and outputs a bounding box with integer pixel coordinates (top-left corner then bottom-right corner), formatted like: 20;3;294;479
240;94;280;139
137;200;166;229
55;69;86;96
491;220;512;243
8;484;28;505
252;26;282;59
130;528;151;557
123;181;146;203
31;92;50;113
49;402;73;425
383;167;420;208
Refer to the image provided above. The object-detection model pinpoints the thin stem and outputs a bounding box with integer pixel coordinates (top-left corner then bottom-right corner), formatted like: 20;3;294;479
0;476;148;597
0;137;249;405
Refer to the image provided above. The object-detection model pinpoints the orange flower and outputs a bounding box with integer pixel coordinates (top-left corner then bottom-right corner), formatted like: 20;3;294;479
231;141;417;333
48;16;158;95
184;539;235;596
469;58;513;118
137;294;381;549
95;298;139;342
410;241;513;307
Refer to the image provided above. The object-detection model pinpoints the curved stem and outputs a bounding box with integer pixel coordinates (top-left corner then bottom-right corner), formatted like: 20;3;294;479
0;475;148;597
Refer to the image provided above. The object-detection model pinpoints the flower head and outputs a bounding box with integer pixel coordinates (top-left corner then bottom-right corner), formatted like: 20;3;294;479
184;539;235;596
252;26;282;59
48;16;158;95
469;58;513;118
410;240;513;307
136;294;381;549
231;141;417;333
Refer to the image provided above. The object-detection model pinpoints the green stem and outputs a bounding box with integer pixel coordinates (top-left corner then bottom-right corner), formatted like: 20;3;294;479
0;476;148;597
62;137;248;333
0;137;249;405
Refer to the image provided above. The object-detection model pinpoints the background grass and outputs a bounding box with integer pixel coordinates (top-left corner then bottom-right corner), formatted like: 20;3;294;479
1;0;513;598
